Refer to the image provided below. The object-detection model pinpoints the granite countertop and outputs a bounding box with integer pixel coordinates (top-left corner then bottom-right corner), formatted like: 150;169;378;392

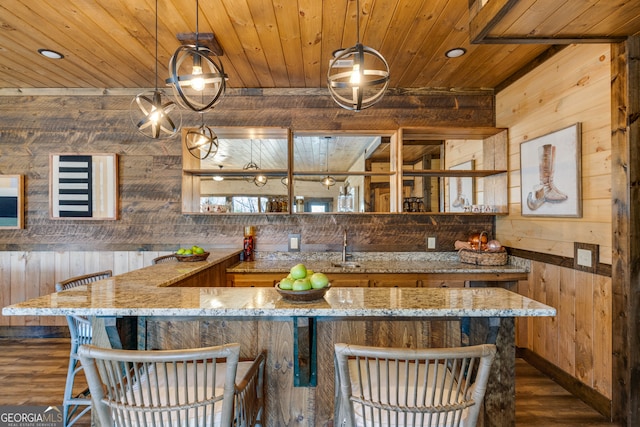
2;249;554;319
228;251;530;275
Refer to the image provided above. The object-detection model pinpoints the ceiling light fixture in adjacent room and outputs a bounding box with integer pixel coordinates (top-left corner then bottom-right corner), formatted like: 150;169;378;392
327;0;390;111
166;0;227;112
130;0;181;139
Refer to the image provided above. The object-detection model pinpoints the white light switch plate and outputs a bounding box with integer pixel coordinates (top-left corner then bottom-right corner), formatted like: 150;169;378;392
427;237;436;250
289;234;301;252
574;242;598;273
576;248;592;267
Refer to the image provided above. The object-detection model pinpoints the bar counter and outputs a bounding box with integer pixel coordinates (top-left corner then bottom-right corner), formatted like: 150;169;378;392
2;249;555;427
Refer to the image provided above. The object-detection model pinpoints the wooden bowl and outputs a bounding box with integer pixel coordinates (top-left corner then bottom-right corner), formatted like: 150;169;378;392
175;251;210;262
275;282;331;302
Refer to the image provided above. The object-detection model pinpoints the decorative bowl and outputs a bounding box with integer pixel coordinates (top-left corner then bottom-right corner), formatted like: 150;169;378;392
175;252;210;262
275;282;331;302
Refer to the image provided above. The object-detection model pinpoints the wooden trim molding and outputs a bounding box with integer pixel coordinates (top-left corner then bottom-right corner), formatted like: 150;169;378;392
0;326;69;338
506;247;612;277
516;347;612;420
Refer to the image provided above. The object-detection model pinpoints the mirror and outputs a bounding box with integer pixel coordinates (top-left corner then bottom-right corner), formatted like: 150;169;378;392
400;128;508;214
181;126;507;215
182;127;289;213
291;133;395;213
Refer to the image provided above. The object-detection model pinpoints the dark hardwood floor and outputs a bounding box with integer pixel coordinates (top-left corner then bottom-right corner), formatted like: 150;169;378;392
0;338;620;426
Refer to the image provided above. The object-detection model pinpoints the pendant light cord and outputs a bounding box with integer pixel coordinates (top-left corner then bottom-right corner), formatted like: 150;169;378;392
356;0;361;44
195;0;199;47
154;0;158;90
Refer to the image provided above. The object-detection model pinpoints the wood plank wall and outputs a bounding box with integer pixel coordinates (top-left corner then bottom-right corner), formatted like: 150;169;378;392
496;44;613;400
0;89;496;326
516;261;612;400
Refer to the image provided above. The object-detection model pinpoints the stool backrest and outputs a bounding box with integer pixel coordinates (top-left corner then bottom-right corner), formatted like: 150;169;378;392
152;254;178;264
55;270;113;292
78;343;241;427
55;270;112;346
334;343;496;427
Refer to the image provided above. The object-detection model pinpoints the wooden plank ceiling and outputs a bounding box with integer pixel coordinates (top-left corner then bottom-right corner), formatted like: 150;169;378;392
1;0;638;92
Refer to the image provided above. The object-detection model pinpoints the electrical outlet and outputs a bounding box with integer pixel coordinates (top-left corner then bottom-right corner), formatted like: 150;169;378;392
427;236;437;250
576;248;592;267
289;234;301;252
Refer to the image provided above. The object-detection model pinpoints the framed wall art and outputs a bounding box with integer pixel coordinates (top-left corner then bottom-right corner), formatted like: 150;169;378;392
50;153;118;220
448;160;474;212
520;123;582;217
0;175;24;229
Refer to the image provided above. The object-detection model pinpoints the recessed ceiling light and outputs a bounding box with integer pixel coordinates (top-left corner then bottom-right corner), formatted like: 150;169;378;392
445;48;466;58
38;49;64;59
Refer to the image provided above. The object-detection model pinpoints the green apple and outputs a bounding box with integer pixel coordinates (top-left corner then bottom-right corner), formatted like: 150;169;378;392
290;263;307;280
310;272;329;289
292;278;312;291
183;249;193;255
279;277;295;290
194;247;205;255
176;248;186;255
306;269;315;277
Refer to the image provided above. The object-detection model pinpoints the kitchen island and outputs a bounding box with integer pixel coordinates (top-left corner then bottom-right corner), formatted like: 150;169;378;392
3;250;553;427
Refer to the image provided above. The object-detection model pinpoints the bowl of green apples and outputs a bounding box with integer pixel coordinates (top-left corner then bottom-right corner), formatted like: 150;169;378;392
275;263;331;302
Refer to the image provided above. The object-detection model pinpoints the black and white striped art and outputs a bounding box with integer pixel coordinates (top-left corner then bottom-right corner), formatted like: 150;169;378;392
50;154;118;220
0;175;23;229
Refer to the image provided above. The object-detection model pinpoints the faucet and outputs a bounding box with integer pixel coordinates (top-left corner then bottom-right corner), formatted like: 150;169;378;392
342;229;350;262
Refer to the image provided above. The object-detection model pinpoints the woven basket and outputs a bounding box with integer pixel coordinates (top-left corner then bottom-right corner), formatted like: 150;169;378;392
458;248;507;266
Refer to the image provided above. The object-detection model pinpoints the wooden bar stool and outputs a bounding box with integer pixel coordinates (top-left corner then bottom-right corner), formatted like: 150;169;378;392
334;343;496;427
78;343;266;427
55;270;113;427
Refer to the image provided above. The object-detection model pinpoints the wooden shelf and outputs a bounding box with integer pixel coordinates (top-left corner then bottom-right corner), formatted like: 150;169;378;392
402;169;507;177
184;168;288;177
292;171;395;177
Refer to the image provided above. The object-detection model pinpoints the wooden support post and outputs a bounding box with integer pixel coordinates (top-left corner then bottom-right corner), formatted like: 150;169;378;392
611;37;640;426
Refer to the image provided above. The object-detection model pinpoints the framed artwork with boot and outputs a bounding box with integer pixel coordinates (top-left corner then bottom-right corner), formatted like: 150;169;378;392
520;123;582;217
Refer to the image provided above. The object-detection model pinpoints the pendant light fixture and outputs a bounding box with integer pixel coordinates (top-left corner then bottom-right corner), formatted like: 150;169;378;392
185;115;218;159
327;0;390;111
321;137;336;189
166;0;227;112
130;0;181;139
243;140;268;187
254;140;268;187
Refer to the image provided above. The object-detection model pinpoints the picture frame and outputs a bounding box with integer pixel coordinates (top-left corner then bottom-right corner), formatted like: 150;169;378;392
50;153;118;220
520;123;581;217
0;175;24;229
448;160;474;212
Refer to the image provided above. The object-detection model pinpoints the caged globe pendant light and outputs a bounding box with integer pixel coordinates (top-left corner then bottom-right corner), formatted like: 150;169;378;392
130;0;181;139
166;0;227;112
185;115;218;160
327;0;390;111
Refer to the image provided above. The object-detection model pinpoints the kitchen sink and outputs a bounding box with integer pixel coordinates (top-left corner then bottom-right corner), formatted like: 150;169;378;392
331;261;362;268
